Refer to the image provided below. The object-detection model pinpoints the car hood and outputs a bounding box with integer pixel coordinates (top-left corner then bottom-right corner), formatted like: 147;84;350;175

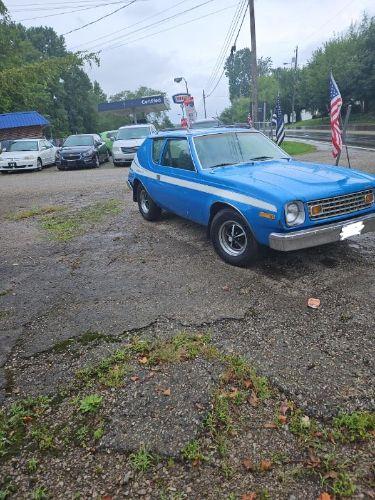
208;159;375;203
113;138;145;148
60;146;94;154
0;151;38;158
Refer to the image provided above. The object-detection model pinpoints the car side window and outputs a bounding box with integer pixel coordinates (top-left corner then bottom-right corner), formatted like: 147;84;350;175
161;139;195;171
152;138;164;164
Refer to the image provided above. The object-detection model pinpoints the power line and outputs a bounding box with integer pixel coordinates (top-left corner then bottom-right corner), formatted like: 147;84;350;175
205;0;247;96
100;3;237;53
16;0;129;21
62;0;138;36
205;0;245;93
69;0;189;50
69;0;216;51
11;1;127;12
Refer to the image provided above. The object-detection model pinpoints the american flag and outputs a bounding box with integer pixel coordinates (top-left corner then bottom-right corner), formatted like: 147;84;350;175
272;95;285;145
329;72;343;158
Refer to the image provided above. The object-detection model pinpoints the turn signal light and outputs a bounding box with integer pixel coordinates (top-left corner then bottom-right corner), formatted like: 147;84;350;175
310;204;322;216
365;192;374;204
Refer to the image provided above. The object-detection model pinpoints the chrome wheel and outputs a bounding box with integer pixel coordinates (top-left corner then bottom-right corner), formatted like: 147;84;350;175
218;220;248;256
139;189;150;214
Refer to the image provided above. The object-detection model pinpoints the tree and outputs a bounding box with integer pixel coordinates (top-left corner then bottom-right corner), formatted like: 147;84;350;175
224;48;272;101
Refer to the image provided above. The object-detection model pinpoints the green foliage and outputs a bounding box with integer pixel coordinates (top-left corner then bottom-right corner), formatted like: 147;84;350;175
129;446;155;472
32;487;48;500
181;440;205;462
78;395;103;414
332;411;375;442
331;472;356;497
27;457;38;473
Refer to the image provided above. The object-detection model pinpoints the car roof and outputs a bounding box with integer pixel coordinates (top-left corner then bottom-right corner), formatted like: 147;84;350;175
118;124;152;129
154;127;257;138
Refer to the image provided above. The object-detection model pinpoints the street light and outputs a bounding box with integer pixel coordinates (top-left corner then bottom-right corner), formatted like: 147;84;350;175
174;76;189;95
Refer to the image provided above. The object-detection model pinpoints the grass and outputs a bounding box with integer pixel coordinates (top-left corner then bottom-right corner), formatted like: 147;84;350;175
332;411;375;442
330;472;356;497
181;440;205;463
129;446;155;472
6;206;63;221
78;394;102;414
52;331;119;354
282;141;316;156
40;199;122;241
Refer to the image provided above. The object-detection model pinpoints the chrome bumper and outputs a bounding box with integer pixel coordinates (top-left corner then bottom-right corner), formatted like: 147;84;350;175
269;213;375;251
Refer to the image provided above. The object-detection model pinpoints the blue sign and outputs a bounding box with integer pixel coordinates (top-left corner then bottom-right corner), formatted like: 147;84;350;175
98;95;166;113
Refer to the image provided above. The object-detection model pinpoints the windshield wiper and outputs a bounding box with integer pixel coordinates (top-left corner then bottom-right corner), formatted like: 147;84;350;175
249;156;273;161
211;162;234;168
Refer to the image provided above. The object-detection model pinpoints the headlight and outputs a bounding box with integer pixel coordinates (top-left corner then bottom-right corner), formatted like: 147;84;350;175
285;201;305;226
113;147;120;153
83;150;94;158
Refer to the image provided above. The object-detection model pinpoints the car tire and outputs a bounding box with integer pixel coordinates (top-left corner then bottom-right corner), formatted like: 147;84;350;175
137;183;161;221
37;158;42;171
210;208;259;266
1;171;8;174
57;165;66;171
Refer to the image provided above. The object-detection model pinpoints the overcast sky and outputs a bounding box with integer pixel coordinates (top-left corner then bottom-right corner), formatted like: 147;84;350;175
6;0;375;122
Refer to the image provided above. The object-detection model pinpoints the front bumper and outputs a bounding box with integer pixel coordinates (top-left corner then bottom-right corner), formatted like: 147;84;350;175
269;213;375;251
113;152;135;162
0;160;37;171
57;157;95;168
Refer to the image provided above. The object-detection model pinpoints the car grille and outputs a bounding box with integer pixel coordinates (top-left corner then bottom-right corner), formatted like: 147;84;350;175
63;154;81;160
121;147;138;154
307;189;374;220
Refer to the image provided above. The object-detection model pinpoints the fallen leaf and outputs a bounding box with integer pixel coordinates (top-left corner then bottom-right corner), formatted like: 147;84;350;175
242;458;254;471
139;356;148;364
280;400;289;415
243;379;253;389
130;376;139;382
195;403;204;410
23;416;32;424
307;297;321;309
318;493;332;500
222;285;230;291
278;414;287;425
248;391;259;407
102;496;113;500
163;388;171;396
323;471;338;480
260;459;272;471
307;448;321;468
241;494;256;500
228;387;239;398
264;421;277;429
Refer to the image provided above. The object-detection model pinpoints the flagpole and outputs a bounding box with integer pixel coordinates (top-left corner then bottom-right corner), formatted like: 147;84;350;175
335;104;352;167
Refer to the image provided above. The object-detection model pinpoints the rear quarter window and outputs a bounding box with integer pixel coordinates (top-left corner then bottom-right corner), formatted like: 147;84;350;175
152;138;164;164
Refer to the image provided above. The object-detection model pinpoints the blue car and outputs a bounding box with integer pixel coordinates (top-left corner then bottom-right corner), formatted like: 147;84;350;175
127;128;375;266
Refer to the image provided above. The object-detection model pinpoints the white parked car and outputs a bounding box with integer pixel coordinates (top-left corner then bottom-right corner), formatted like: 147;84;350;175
0;139;57;174
112;124;156;166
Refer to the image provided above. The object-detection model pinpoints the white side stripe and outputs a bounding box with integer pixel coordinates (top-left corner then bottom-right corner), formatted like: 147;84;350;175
131;158;277;213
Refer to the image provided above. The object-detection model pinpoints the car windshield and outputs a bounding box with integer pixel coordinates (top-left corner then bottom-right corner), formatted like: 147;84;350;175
193;132;288;169
8;140;39;152
117;127;150;140
63;135;94;147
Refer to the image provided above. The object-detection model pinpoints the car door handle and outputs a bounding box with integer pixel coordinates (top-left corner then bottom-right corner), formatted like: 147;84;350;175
156;174;161;181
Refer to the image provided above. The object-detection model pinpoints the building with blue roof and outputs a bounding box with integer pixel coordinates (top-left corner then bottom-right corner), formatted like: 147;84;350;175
0;111;49;141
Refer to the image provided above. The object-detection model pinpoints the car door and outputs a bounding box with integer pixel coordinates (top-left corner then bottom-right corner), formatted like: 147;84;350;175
39;141;50;165
152;137;207;223
95;135;107;161
45;140;55;164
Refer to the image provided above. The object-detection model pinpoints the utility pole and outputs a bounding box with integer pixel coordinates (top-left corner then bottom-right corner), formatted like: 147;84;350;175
249;0;258;124
202;89;207;118
291;45;298;123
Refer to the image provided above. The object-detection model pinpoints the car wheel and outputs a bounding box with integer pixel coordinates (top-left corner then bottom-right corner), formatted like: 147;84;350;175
94;155;100;168
57;165;66;171
210;208;259;266
37;158;42;171
137;183;161;221
1;171;8;175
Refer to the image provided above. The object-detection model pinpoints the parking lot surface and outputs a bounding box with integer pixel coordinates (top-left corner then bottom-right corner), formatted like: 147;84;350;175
0;147;374;498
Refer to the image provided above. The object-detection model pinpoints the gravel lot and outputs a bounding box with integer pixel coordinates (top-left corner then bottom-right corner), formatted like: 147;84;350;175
0;145;374;498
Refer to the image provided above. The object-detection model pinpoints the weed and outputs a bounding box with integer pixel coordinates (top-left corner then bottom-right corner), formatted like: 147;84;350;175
75;426;89;445
93;425;104;441
331;472;356;496
40;200;122;241
289;409;317;440
31;426;55;451
7;206;63;221
99;364;127;388
181;440;205;463
27;457;38;473
223;355;270;399
0;290;10;297
148;332;215;365
220;460;235;480
32;486;48;500
332;411;375;442
129;446;155;472
78;394;102;414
